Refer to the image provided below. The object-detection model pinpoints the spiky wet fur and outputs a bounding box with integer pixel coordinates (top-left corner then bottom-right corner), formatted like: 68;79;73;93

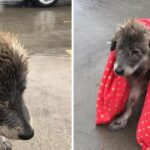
0;33;33;149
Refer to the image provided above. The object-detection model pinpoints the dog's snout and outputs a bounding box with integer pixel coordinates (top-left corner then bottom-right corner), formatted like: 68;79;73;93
18;129;34;140
115;67;124;75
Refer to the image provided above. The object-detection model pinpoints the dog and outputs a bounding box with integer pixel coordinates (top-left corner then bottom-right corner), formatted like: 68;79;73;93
108;19;150;131
0;33;34;149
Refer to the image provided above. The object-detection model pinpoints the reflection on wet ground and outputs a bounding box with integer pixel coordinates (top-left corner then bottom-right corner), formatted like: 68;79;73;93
0;2;71;55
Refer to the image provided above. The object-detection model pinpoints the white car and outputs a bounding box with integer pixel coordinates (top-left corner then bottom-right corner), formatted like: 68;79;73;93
32;0;58;7
2;0;58;7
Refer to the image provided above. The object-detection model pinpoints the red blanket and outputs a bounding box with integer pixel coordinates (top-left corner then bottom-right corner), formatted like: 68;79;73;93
96;18;150;150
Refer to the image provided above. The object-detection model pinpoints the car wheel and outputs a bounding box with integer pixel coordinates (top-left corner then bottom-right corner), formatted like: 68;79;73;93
33;0;58;7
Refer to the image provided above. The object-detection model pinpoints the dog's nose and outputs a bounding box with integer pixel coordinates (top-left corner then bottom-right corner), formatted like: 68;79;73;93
18;129;34;140
115;68;124;75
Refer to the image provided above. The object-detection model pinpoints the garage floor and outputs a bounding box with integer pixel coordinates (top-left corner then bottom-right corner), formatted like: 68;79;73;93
0;2;71;150
74;0;150;150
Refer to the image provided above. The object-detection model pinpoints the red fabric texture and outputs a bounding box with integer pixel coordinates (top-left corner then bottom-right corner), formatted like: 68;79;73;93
96;18;150;150
96;51;130;124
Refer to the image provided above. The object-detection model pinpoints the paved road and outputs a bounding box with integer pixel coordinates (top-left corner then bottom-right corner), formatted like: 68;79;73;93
74;0;150;150
0;3;71;150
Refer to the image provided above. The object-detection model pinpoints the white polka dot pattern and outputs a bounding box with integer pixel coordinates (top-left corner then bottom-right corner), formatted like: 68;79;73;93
96;50;130;125
136;82;150;150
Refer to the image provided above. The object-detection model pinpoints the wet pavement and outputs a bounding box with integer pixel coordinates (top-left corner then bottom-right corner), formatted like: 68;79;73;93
0;3;71;55
0;2;71;150
74;0;150;150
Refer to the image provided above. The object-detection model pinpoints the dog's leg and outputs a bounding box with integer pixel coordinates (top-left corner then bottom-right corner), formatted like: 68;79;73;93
0;136;12;150
108;86;142;131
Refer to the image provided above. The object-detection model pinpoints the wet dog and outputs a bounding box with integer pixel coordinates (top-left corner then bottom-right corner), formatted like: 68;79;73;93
108;19;150;131
0;33;34;149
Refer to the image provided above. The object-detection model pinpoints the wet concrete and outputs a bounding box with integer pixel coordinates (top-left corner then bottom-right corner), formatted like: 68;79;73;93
0;4;71;55
74;0;150;150
12;56;71;150
0;2;71;150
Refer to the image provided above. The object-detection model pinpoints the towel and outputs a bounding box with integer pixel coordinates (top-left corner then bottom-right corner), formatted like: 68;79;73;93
96;18;150;150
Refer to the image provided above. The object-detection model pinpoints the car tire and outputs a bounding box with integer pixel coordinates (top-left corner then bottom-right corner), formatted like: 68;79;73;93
33;0;58;7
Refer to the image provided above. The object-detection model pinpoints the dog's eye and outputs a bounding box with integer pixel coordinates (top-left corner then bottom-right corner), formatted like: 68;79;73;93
131;50;139;56
20;86;26;92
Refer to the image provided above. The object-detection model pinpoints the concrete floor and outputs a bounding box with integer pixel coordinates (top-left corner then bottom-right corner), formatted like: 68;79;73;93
74;0;150;150
0;2;71;150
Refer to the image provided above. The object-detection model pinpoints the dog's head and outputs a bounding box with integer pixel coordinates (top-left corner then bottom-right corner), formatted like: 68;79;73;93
111;19;150;77
0;33;34;140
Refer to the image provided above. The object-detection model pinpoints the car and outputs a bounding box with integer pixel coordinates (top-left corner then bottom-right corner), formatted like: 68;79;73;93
32;0;58;7
3;0;58;7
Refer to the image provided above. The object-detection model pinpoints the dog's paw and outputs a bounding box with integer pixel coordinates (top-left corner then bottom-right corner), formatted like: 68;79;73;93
108;118;127;131
0;137;12;150
2;141;12;150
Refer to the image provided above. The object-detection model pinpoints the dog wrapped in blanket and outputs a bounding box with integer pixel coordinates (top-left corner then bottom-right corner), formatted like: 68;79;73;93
96;18;150;150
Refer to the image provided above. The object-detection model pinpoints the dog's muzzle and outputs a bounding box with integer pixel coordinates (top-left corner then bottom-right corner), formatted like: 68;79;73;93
115;67;124;75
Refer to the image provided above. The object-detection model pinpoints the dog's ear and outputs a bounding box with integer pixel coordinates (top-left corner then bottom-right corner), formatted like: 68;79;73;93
147;33;150;49
110;38;117;51
148;40;150;48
